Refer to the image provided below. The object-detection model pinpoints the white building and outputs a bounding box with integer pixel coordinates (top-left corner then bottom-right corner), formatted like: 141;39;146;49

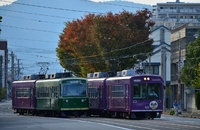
146;0;200;110
152;0;200;29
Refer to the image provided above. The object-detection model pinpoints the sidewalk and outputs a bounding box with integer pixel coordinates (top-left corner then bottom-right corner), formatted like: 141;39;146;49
163;108;200;119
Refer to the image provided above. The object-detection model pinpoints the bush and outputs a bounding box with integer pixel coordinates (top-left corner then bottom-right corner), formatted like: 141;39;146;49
0;87;6;99
169;109;175;115
195;92;200;110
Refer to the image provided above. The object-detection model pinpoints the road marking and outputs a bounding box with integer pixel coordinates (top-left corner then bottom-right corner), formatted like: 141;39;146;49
72;119;134;130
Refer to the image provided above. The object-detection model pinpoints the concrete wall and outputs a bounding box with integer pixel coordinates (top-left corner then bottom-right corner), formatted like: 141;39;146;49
186;94;197;112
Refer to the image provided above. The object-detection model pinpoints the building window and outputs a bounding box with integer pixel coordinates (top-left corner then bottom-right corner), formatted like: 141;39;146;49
145;65;159;75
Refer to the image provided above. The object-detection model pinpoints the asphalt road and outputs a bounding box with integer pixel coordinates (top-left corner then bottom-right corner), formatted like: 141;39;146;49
1;100;200;130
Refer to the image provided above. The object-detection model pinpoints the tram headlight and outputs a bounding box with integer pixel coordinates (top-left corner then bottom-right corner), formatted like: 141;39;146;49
144;77;147;80
81;99;85;102
65;99;68;102
147;77;150;80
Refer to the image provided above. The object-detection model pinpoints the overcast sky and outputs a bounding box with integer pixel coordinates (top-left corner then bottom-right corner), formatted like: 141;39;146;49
90;0;200;5
1;0;200;6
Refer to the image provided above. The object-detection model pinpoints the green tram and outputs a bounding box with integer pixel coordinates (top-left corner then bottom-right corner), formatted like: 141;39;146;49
36;76;89;117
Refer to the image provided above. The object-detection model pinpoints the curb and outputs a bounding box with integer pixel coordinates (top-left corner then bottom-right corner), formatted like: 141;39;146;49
162;110;200;119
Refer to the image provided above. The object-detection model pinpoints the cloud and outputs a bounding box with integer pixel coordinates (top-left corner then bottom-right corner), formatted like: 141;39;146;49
0;0;16;6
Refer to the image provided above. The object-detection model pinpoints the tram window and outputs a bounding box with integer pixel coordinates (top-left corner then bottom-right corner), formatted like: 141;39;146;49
111;85;124;98
147;84;160;98
15;88;30;98
133;84;148;99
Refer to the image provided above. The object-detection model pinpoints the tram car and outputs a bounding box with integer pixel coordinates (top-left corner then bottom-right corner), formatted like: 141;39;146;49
12;72;89;117
87;70;164;119
12;74;45;115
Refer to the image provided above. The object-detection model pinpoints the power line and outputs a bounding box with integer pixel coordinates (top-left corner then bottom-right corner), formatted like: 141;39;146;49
1;24;59;34
0;8;73;19
63;39;155;60
81;0;148;9
0;0;103;14
0;13;63;24
3;36;58;44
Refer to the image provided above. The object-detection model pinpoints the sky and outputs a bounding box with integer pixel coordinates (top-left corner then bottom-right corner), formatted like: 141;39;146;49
90;0;200;5
0;0;200;6
0;0;152;76
0;0;199;77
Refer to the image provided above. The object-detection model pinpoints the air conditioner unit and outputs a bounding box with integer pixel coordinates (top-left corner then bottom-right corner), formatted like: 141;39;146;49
93;72;108;78
117;71;122;77
87;73;93;78
26;74;45;80
50;72;72;79
121;69;135;76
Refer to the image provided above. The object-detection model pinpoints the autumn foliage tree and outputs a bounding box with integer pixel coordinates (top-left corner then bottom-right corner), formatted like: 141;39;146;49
56;9;155;77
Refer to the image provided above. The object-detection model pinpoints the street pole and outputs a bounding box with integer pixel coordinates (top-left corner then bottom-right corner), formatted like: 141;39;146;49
177;32;181;108
148;53;151;74
160;28;166;110
17;59;21;80
0;55;2;101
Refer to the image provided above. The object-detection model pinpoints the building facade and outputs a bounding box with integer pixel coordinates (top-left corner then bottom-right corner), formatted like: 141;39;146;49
0;40;8;101
149;0;200;111
171;23;200;111
152;0;200;29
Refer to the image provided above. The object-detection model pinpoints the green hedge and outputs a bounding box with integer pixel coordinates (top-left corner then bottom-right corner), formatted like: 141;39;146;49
0;87;6;99
195;92;200;110
169;109;175;115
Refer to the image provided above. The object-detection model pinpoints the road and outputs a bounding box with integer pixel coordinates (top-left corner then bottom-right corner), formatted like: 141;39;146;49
0;100;200;130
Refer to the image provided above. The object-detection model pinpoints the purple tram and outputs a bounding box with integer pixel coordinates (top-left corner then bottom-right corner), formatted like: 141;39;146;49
88;73;164;119
12;80;37;115
12;75;45;115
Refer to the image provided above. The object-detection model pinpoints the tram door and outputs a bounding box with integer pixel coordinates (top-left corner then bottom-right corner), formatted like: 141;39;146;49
125;84;129;110
30;85;35;108
99;86;103;109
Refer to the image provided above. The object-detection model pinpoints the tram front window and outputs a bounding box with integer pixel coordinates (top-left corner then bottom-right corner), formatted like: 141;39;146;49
133;83;161;99
62;83;86;96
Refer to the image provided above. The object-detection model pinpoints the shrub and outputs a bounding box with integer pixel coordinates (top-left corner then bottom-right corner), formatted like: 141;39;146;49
195;92;200;110
1;87;6;99
169;109;175;115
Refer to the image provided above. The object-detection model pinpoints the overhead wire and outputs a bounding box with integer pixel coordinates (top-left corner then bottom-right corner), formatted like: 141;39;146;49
0;0;156;71
0;0;103;14
81;0;149;9
0;8;73;20
0;13;63;24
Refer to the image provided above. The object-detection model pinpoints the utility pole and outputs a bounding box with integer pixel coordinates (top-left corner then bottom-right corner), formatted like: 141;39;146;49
177;31;181;108
17;59;21;80
7;51;15;99
0;55;2;101
11;51;15;83
160;28;166;110
148;53;151;74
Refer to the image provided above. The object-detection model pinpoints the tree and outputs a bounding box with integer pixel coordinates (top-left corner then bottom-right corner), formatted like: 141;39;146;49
181;30;200;89
192;63;200;88
56;9;155;77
